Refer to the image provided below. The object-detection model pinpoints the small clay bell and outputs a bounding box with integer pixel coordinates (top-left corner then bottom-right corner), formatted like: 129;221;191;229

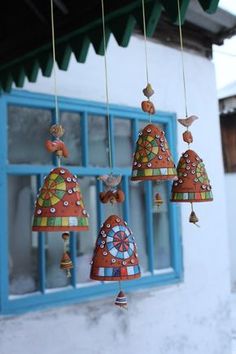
143;83;154;98
154;193;163;207
115;290;128;309
60;252;73;277
183;130;193;144
189;210;199;226
141;100;155;115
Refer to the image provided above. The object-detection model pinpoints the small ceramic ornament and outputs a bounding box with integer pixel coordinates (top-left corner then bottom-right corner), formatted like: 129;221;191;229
90;215;141;307
45;124;69;158
99;174;125;204
131;124;177;181
115;290;128;309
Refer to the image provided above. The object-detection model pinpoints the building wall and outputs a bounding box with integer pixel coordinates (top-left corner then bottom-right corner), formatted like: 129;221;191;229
225;173;236;290
0;35;231;354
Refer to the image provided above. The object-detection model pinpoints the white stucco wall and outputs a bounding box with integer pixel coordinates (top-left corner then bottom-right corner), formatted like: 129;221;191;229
225;173;236;291
1;35;231;354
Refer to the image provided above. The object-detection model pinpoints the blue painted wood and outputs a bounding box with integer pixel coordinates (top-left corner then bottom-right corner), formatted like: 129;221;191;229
122;176;130;223
69;233;77;287
37;174;46;293
0;89;183;315
0;96;9;312
81;112;89;167
144;181;155;274
108;114;115;169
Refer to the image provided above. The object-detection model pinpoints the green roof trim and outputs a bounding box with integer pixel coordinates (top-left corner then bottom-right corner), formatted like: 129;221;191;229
0;0;220;93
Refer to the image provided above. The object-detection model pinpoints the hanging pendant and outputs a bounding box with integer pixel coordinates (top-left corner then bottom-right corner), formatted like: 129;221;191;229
115;290;128;309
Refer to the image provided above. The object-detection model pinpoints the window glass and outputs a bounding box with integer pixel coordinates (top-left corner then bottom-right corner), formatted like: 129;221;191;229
88;115;108;167
114;118;132;167
8;106;52;164
8;175;38;295
60;112;82;166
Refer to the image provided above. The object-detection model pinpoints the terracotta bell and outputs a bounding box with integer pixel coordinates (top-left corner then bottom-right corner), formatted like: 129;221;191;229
131;124;177;181
171;149;213;203
90;215;140;281
33;167;89;231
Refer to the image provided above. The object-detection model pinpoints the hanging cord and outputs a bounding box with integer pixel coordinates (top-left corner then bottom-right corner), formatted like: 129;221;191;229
177;0;188;118
101;0;113;170
141;0;152;123
50;0;59;124
141;0;149;85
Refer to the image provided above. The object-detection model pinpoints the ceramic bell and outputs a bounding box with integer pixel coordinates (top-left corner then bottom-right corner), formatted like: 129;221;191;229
33;167;89;231
131;124;177;181
171;149;213;203
90;215;140;307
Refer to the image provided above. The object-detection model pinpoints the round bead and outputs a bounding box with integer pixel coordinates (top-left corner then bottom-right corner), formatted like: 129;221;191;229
194;178;198;182
179;179;183;184
134;161;137;166
174;182;178;186
183;173;188;177
167;157;171;161
60;169;65;174
122;261;127;265
37;209;42;215
101;240;105;245
191;170;196;174
192;163;196;167
76;201;81;206
131;259;135;264
116;218;120;223
68;189;73;194
103;251;108;256
186;166;191;170
160;138;164;143
67;177;72;182
100;244;104;249
207;185;211;191
111;259;116;263
155;135;160;139
106;224;111;228
138;163;141;167
90;260;93;265
186;159;191;163
158;155;163;160
82;210;87;215
161;148;166;152
101;230;105;235
184;153;188;158
63;201;69;206
102;233;107;238
72;178;77;182
147;128;152;133
201;185;206;190
147;163;152;167
50;208;56;213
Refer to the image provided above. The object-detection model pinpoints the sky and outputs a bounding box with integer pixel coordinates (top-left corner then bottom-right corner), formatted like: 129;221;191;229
212;0;236;90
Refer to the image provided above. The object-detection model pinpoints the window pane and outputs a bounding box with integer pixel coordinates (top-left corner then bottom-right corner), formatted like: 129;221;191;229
8;106;52;164
152;183;171;269
114;118;132;167
60;112;82;166
88;115;108;167
130;181;148;272
8;175;38;295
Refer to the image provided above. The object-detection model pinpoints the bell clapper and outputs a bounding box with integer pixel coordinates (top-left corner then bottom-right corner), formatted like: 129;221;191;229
115;281;128;310
60;232;74;276
189;203;200;227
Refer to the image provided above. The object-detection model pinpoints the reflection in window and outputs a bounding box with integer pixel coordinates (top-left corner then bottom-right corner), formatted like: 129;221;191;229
8;106;52;164
114;118;132;167
61;112;82;166
88;115;108;167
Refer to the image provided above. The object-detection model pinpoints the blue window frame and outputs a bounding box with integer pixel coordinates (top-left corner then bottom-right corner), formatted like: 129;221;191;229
0;90;183;315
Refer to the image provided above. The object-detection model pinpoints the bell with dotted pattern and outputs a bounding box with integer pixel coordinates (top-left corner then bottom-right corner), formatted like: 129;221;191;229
32;124;89;276
90;215;141;308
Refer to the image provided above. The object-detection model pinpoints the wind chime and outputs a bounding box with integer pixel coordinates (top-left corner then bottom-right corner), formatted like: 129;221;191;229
90;0;141;309
32;0;89;277
170;0;213;225
131;0;177;206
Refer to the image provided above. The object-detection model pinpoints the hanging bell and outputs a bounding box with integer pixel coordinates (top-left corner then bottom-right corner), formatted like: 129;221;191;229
189;210;199;226
98;174;125;204
154;192;163;207
60;252;73;277
171;149;213;203
115;290;128;309
32;167;89;231
131;124;177;181
90;215;140;281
